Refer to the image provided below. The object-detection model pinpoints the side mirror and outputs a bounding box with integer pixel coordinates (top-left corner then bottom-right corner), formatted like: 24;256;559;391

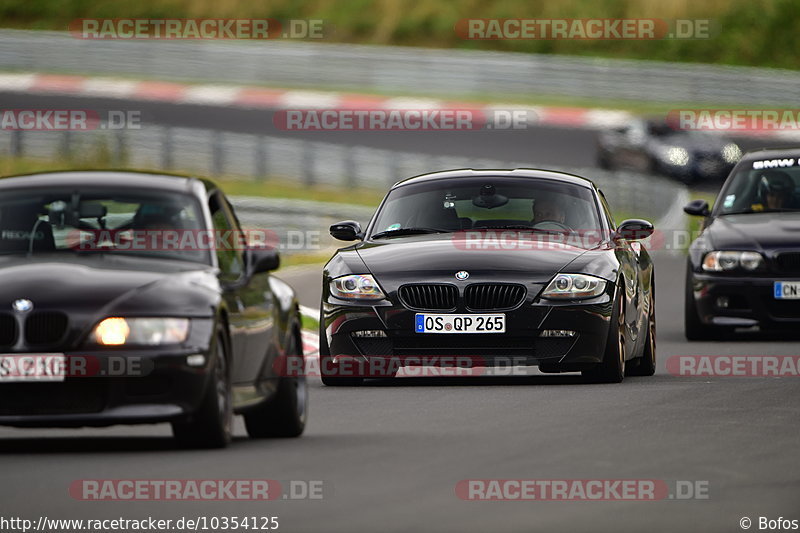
683;199;710;217
330;220;362;241
249;248;280;274
615;219;654;241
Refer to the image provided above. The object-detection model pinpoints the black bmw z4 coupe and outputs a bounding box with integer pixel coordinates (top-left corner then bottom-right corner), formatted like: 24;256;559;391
0;171;306;447
320;169;656;385
684;148;800;339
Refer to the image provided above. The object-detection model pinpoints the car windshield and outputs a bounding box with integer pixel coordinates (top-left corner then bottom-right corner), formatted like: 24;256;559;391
369;176;603;245
0;186;210;264
716;162;800;215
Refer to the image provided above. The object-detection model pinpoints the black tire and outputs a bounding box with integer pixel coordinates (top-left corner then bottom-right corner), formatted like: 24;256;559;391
244;330;307;438
583;288;625;383
627;278;656;377
172;330;232;449
684;263;732;340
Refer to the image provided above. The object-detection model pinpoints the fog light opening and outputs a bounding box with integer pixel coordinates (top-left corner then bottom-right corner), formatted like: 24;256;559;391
351;330;388;338
186;354;206;367
540;330;577;338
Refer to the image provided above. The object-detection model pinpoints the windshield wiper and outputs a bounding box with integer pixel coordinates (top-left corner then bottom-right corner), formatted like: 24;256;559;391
370;227;451;239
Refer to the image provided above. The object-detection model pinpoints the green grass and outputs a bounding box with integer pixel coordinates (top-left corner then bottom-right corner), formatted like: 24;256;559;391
1;0;798;69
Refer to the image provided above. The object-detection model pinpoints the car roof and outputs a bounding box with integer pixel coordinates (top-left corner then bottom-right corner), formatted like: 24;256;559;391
739;147;800;162
392;168;597;190
0;170;212;196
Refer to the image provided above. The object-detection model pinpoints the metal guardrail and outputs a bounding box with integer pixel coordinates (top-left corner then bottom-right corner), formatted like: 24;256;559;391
1;29;799;106
0;124;684;229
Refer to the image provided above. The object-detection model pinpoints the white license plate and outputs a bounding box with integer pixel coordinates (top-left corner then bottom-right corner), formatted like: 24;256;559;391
415;314;505;333
0;354;66;382
774;281;800;300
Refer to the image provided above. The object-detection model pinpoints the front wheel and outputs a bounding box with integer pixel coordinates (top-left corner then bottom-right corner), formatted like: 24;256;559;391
583;290;625;383
172;331;232;448
244;332;307;438
627;279;656;377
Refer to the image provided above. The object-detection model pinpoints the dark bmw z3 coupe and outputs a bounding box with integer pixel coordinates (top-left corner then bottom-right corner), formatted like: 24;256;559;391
320;169;656;385
684;148;800;339
0;171;306;447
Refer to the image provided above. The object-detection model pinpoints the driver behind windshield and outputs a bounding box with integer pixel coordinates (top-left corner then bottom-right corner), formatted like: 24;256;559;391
758;170;795;210
532;193;567;225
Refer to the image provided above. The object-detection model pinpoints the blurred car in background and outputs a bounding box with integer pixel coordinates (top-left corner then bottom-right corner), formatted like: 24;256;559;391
597;117;742;183
684;148;800;339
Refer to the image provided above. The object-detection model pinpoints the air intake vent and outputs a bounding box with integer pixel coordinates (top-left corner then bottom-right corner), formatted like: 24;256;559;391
25;311;68;345
465;283;526;310
399;284;458;311
775;252;800;274
0;313;17;347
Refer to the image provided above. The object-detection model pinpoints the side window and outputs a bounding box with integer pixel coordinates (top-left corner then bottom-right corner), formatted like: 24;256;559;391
209;193;244;280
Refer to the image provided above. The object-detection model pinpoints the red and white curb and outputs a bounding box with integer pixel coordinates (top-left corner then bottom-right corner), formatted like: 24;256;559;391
3;72;796;137
0;72;633;129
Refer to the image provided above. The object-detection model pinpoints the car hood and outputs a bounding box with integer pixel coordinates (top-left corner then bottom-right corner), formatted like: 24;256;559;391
0;254;219;319
705;212;800;251
355;233;590;286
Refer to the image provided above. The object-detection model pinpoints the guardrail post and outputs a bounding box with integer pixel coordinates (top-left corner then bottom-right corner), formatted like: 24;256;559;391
344;145;357;187
10;130;23;158
303;140;316;186
59;131;72;160
113;129;126;165
255;136;268;180
211;130;224;177
161;126;173;170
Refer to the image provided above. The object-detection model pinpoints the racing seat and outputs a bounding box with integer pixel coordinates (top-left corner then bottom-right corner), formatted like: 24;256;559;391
0;204;56;253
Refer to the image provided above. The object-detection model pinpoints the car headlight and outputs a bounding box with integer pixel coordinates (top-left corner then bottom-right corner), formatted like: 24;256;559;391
702;251;764;272
721;143;742;163
659;146;690;166
330;274;386;300
541;273;607;300
91;317;190;346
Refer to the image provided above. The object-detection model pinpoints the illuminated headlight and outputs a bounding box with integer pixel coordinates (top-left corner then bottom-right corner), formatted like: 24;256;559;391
721;143;742;163
541;274;607;300
92;317;190;346
330;274;385;300
702;251;764;272
659;146;690;166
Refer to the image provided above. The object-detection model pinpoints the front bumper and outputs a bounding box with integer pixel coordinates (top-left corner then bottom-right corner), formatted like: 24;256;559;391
322;293;615;375
690;271;800;328
0;348;214;427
